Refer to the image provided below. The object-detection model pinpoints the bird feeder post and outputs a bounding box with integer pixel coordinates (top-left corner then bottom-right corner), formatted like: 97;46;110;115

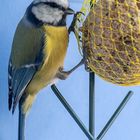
89;72;95;138
51;79;133;140
88;1;96;138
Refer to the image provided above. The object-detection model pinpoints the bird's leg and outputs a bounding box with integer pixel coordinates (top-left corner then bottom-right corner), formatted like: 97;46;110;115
68;11;84;34
57;59;84;80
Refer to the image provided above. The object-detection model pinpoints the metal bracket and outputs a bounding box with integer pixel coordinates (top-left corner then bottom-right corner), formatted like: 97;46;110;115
51;72;133;140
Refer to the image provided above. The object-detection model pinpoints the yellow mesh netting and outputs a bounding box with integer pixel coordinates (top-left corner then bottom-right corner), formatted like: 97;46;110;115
75;0;140;86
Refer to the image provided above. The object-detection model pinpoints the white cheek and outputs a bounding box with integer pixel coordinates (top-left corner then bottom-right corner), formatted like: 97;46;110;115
32;6;48;22
32;5;63;25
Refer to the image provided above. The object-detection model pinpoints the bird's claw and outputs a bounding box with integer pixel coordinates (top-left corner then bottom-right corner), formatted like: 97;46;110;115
68;11;85;34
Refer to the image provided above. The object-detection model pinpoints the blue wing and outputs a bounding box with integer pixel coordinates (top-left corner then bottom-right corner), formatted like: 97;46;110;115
8;19;44;113
8;64;37;113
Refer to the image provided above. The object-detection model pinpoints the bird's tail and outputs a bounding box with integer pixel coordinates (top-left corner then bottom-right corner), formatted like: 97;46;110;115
18;101;26;140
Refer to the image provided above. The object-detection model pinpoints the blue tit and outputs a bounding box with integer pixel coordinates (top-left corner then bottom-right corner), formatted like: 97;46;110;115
8;0;83;139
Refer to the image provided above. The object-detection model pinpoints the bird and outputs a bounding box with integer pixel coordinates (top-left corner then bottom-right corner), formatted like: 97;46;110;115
8;0;83;139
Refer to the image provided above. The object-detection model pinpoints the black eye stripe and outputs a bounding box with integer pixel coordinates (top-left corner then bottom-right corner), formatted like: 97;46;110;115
33;2;66;12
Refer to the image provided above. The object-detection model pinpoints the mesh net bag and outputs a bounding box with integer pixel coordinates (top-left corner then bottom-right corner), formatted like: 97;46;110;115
76;0;140;86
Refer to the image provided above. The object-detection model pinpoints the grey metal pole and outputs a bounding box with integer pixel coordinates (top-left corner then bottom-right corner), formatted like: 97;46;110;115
96;91;133;140
89;72;95;138
51;85;94;140
18;102;26;140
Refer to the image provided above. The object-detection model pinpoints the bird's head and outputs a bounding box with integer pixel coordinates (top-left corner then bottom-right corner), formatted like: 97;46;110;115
24;0;75;27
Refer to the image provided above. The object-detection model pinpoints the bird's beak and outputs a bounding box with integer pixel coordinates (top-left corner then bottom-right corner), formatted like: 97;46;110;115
65;8;75;15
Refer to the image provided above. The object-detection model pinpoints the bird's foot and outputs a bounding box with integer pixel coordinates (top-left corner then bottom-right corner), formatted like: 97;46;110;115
57;59;84;80
68;11;84;34
56;67;69;80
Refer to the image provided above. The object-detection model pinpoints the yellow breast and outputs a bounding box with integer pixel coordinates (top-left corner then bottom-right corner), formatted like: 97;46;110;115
26;25;69;94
